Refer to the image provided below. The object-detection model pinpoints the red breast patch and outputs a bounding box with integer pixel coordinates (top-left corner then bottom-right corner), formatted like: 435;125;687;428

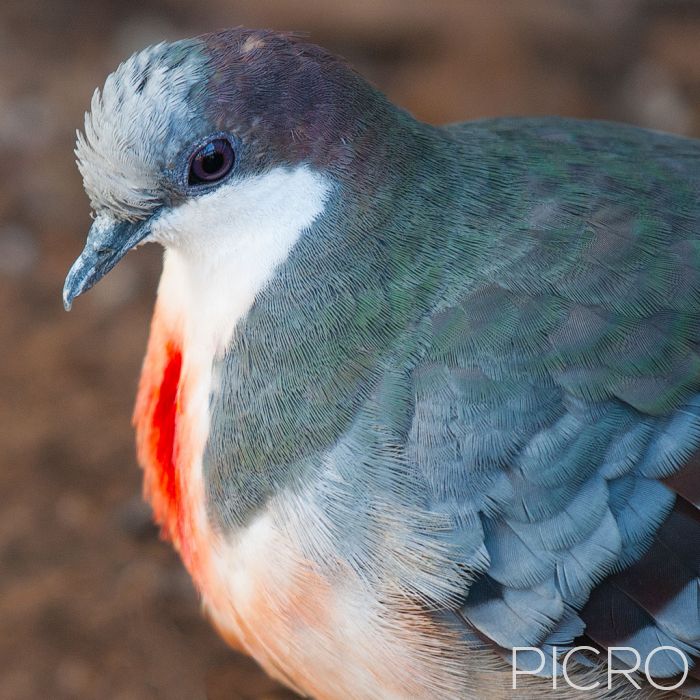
150;342;182;525
134;311;185;548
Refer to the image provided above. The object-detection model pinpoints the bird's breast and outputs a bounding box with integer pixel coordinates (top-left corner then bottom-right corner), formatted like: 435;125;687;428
131;303;469;698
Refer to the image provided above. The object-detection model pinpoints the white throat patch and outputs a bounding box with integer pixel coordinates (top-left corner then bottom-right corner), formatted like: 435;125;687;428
152;165;332;356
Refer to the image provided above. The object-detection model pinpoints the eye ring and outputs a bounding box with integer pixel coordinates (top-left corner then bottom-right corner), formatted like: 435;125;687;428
188;138;235;185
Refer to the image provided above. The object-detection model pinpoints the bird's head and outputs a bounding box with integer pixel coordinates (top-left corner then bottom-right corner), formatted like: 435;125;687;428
63;28;398;310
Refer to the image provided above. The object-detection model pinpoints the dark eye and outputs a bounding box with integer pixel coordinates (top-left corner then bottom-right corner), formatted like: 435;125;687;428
188;138;235;185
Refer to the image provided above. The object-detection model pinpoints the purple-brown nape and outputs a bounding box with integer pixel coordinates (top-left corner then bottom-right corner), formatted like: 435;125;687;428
197;27;389;175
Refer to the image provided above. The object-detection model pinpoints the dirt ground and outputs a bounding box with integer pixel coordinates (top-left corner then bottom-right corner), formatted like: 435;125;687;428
1;1;700;698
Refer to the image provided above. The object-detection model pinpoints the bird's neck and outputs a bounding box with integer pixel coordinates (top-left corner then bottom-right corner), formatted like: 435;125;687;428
194;124;491;529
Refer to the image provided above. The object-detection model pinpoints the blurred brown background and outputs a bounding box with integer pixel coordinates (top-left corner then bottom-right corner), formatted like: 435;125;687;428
1;1;699;698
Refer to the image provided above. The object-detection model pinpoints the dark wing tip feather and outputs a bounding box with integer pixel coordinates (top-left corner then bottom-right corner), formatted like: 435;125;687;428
580;495;700;691
664;451;700;510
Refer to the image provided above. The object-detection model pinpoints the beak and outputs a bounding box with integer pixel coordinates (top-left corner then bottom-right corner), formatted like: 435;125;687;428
63;215;152;310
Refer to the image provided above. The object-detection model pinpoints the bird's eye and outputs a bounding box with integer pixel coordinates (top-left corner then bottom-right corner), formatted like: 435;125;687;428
188;138;235;185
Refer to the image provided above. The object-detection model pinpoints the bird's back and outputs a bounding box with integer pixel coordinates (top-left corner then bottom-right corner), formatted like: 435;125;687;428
409;116;700;694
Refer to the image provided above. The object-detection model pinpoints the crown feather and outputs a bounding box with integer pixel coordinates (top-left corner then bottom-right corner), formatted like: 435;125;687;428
75;40;208;221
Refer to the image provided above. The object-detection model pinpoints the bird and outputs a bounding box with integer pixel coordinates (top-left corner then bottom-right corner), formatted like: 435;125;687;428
63;27;700;699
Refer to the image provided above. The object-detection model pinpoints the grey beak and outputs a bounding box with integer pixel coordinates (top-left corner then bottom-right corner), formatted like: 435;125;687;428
63;215;152;310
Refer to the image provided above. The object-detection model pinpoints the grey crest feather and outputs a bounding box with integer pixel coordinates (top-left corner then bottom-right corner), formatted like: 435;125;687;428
75;39;208;221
